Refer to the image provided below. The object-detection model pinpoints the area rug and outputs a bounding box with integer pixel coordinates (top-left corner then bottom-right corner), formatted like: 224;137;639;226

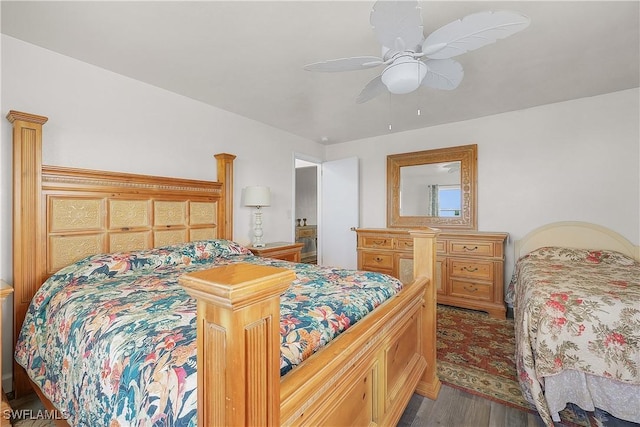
436;304;529;409
436;304;637;427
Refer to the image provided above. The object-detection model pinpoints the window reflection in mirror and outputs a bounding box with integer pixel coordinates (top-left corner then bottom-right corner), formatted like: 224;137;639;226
399;162;461;217
437;186;462;217
387;144;477;230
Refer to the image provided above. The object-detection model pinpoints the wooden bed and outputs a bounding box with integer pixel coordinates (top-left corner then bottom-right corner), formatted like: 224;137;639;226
7;110;441;426
511;221;640;425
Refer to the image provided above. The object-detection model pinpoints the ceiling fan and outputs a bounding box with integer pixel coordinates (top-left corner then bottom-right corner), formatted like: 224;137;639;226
304;1;530;103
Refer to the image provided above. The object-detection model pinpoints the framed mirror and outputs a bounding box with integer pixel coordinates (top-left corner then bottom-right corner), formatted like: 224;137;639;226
387;144;477;230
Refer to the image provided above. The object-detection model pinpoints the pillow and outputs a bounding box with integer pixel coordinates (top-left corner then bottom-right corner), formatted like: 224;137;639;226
53;239;252;281
586;249;637;266
171;239;252;263
523;246;636;266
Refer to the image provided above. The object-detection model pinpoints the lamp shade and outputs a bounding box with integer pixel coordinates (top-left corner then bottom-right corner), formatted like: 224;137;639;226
244;186;271;207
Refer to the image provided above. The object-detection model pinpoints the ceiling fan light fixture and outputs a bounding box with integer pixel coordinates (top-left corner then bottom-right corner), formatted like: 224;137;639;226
304;2;530;103
381;56;427;95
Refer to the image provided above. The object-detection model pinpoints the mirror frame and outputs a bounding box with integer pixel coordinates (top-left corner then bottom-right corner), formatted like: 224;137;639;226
387;144;477;230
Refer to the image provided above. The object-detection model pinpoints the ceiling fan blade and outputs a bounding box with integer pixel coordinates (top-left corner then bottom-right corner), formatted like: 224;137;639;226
304;56;383;72
421;59;464;90
356;75;387;104
370;0;425;52
422;10;531;59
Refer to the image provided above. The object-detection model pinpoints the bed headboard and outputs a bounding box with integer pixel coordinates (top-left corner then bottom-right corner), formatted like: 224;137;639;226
515;221;640;261
7;110;235;396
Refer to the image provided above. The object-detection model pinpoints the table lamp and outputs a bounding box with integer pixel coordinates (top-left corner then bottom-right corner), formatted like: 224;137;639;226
244;186;271;247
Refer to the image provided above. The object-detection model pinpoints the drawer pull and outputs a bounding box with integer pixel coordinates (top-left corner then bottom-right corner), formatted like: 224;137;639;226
374;257;384;263
463;285;478;292
463;245;478;251
462;266;479;272
403;241;414;247
373;239;387;246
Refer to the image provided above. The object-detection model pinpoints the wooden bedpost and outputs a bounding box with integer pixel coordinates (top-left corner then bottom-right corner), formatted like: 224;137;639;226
214;153;236;240
179;263;295;426
411;228;442;399
6;110;48;397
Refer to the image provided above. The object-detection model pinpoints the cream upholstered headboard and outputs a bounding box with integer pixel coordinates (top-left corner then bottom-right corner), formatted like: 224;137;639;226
515;221;640;261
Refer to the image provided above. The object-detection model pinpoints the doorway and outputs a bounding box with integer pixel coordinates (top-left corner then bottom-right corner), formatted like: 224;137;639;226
294;157;320;264
293;155;359;269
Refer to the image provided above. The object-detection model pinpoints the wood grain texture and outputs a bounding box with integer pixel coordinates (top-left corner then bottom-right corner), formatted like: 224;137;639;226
8;110;234;398
397;386;545;427
215;153;236;239
8;112;46;398
356;228;508;319
9;110;442;425
181;230;441;426
387;144;477;230
180;264;294;426
250;242;304;262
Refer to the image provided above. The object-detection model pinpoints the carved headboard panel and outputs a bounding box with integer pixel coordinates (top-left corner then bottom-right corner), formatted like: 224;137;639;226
42;166;224;274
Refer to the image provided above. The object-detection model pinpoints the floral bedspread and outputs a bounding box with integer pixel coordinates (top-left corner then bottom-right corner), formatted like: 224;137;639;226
15;240;402;427
510;247;640;426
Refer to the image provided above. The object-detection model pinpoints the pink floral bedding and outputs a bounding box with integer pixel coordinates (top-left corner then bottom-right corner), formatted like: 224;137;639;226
509;247;640;425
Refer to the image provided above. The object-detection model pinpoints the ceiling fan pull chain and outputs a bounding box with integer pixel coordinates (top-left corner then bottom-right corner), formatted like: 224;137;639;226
388;92;393;131
416;64;422;116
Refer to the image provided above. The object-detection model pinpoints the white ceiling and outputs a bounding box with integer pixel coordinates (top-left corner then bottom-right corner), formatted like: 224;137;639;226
2;1;638;145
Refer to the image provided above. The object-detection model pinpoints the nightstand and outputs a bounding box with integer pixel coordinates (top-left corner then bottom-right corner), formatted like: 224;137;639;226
1;281;13;426
250;242;304;262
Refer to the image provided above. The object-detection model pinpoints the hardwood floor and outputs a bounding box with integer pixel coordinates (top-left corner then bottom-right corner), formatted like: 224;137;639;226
7;393;51;427
10;383;546;426
398;384;546;427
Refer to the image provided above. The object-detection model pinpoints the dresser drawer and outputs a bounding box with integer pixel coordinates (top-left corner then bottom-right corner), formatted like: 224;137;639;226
395;238;414;251
449;259;493;281
361;252;394;269
361;236;393;249
450;280;492;301
449;241;496;257
356;229;508;319
296;228;316;238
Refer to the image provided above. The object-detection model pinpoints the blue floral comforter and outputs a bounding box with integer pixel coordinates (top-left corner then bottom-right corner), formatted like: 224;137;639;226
15;240;402;426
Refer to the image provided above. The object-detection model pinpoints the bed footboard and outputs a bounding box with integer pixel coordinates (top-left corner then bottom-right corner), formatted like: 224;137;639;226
180;229;440;426
179;264;296;426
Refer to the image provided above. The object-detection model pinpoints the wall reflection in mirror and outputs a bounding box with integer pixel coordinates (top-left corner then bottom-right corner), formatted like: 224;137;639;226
399;161;462;217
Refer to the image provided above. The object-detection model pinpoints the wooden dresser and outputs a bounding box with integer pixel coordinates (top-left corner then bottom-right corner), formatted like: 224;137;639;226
355;228;508;319
295;226;317;262
295;225;317;241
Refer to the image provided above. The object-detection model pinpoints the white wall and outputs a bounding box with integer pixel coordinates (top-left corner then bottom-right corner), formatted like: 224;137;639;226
2;33;638;391
0;35;324;390
1;34;325;250
325;88;640;285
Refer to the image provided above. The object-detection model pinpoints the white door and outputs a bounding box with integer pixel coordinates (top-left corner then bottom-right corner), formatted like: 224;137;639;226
320;157;359;269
